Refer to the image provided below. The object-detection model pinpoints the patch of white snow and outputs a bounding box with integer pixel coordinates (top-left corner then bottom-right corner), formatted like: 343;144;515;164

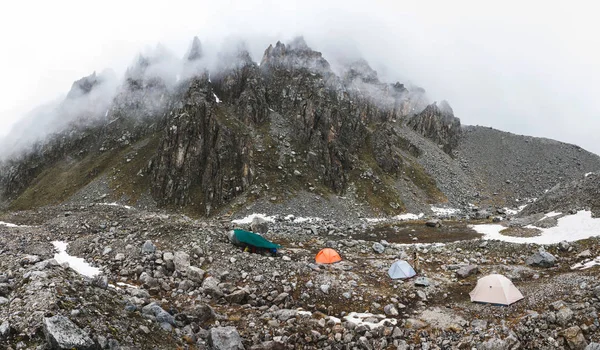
472;210;600;244
52;241;101;277
343;312;397;330
431;206;460;216
213;93;221;103
231;213;276;225
99;202;133;210
0;221;30;228
571;257;600;270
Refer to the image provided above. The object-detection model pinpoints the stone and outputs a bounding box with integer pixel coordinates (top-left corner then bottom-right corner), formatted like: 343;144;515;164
251;217;269;234
456;265;479;278
556;306;574;326
586;343;600;350
185;304;216;324
141;240;156;254
0;321;9;339
0;297;8;305
226;289;249;304
320;284;330;294
201;276;223;297
526;250;557;268
560;326;587;350
42;315;96;350
174;251;191;271
114;253;125;261
577;250;592;258
21;255;41;265
273;292;289;304
425;219;441;228
142;302;175;325
414;277;430;287
207;326;245;350
92;275;108;289
383;304;398;316
372;242;385;254
186;266;205;283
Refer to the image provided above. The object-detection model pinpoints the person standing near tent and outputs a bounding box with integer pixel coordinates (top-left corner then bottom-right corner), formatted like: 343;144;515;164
413;250;420;274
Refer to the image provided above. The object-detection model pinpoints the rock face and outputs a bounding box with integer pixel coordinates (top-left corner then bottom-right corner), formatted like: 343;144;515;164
526;250;557;268
407;101;461;155
208;326;245;350
43;315;96;350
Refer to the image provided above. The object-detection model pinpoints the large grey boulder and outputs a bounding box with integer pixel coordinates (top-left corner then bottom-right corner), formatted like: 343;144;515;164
174;251;191;271
251;217;269;234
141;302;175;325
372;242;385;254
456;265;479;279
0;321;10;339
208;326;245;350
526;250;557;268
141;240;156;254
586;343;600;350
43;315;96;350
425;219;441;228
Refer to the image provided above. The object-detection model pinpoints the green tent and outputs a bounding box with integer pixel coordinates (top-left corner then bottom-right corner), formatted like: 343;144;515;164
231;229;281;249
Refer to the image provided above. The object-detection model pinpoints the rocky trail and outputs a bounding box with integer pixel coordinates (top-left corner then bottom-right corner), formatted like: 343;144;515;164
1;203;600;349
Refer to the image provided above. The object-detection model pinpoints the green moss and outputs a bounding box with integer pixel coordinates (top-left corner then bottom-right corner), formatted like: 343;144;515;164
404;160;447;203
9;150;118;211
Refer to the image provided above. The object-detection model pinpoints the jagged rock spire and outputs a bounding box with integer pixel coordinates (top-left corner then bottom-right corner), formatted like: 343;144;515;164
186;36;203;61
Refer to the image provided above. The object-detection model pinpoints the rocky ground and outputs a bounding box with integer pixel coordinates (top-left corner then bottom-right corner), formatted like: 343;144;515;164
1;203;600;350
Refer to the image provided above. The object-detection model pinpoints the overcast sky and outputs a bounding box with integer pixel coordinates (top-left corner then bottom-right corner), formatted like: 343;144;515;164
1;0;599;153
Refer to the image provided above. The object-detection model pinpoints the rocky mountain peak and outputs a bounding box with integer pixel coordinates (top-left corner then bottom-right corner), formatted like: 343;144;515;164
408;101;461;155
66;72;99;99
342;59;380;85
260;37;331;73
186;36;203;61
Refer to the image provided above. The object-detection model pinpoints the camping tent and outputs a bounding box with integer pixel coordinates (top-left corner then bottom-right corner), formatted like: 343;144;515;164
388;260;416;279
229;229;281;250
315;248;342;264
469;274;524;306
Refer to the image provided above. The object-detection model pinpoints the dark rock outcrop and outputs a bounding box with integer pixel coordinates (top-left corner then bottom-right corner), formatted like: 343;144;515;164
408;100;461;155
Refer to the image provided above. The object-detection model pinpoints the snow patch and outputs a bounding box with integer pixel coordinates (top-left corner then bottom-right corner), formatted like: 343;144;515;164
394;213;424;221
344;312;397;330
231;213;276;225
116;281;138;289
213;93;221;103
431;206;460;216
472;210;600;244
292;217;322;223
99;202;133;210
585;172;594;177
52;241;101;278
0;221;30;228
542;211;562;219
571;257;600;270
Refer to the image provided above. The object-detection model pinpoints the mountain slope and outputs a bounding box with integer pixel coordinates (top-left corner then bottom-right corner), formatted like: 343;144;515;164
1;37;599;217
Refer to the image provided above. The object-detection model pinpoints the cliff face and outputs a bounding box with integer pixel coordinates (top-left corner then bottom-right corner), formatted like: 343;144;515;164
4;36;595;216
407;100;461;155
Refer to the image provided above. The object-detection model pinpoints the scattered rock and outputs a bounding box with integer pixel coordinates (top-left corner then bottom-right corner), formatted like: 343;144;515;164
372;242;385;254
526;250;557;268
456;265;479;278
208;326;245;350
425;219;441;228
141;240;156;254
43;315;96;350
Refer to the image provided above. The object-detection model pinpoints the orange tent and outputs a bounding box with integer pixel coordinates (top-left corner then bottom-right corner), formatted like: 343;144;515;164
315;248;342;264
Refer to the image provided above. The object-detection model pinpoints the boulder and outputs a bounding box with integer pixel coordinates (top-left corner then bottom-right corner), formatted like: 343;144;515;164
456;265;479;279
225;289;249;304
526;250;557;268
174;251;191;271
201;276;223;297
208;326;245;350
42;315;96;350
141;240;156;254
560;326;587;350
251;217;269;234
0;321;9;339
186;266;205;283
414;277;430;287
425;219;441;228
384;304;398;316
372;243;385;254
586;343;600;350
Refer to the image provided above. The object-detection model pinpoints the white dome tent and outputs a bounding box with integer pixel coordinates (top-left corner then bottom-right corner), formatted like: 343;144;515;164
469;274;524;306
388;260;417;279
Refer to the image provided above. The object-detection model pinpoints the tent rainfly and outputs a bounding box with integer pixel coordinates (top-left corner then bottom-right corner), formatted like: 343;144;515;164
388;260;417;279
229;229;281;249
469;274;524;306
315;248;342;264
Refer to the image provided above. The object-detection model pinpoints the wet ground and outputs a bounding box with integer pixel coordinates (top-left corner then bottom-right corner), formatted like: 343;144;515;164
354;221;482;244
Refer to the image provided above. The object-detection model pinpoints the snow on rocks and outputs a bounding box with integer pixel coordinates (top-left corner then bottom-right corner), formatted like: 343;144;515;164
472;210;600;244
52;241;101;277
343;312;397;330
571;256;600;270
231;213;275;225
